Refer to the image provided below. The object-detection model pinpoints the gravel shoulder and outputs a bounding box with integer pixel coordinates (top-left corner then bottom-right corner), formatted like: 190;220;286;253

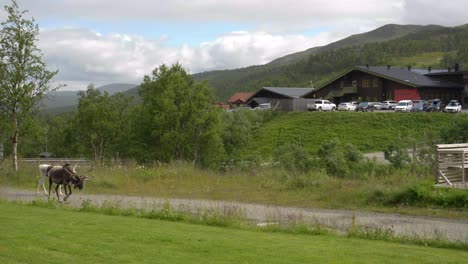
1;187;467;242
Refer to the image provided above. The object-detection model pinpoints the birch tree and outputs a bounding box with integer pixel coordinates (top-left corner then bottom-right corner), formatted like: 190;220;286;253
0;0;58;171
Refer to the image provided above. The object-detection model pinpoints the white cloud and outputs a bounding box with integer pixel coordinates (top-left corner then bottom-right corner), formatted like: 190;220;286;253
39;28;339;89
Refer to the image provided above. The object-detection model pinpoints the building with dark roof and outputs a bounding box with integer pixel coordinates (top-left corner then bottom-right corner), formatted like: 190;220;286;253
303;65;465;104
247;87;315;111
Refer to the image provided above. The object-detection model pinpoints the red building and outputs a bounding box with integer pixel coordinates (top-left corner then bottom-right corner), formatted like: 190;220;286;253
227;92;254;107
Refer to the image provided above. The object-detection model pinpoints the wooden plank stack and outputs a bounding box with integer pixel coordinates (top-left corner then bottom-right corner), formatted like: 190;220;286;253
435;143;468;186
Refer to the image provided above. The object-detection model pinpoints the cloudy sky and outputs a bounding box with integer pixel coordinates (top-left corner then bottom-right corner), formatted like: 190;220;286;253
0;0;467;90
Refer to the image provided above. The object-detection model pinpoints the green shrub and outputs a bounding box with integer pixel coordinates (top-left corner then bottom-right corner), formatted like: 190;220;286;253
273;143;314;173
384;139;411;168
317;139;349;177
375;181;468;208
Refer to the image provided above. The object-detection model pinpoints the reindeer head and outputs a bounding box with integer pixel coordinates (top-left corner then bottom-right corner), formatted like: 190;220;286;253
73;175;92;190
63;163;93;190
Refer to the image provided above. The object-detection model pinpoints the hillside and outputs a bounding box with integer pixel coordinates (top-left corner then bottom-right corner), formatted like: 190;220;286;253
240;112;468;159
194;23;468;101
40;83;138;114
268;24;438;66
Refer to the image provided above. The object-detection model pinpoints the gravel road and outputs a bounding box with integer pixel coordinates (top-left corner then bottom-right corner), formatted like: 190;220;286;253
1;187;467;242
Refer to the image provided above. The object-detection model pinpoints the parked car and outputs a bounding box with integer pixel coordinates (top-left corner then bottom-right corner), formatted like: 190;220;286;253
355;102;375;112
254;103;271;110
370;102;383;110
427;99;444;112
381;100;398;110
306;100;336;111
411;100;428;112
338;102;357;111
444;100;462;113
395;100;413;112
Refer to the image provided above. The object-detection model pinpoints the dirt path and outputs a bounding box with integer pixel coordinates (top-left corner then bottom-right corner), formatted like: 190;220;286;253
1;187;467;242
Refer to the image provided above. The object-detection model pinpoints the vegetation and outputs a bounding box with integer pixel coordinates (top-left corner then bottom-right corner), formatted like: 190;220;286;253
0;0;59;170
241;111;468;158
76;84;133;165
138;64;224;166
0;201;467;264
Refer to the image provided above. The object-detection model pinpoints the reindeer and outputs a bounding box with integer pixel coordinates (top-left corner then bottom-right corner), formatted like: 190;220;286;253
48;163;92;202
37;164;63;196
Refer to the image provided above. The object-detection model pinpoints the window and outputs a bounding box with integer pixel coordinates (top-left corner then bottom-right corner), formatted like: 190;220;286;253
362;79;371;88
373;79;379;88
352;80;357;87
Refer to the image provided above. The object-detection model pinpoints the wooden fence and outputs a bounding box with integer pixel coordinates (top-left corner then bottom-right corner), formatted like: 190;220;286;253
435;143;468;186
19;158;93;167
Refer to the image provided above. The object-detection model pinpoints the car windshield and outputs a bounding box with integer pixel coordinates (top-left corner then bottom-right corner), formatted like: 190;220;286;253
397;102;407;106
358;102;368;107
448;102;458;106
339;103;347;106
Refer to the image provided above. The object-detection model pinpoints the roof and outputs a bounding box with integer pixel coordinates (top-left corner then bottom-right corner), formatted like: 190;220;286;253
260;87;314;99
249;97;271;105
311;66;463;94
355;66;462;88
227;92;254;104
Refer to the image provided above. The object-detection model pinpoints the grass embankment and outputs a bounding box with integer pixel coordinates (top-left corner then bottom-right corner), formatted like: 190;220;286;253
0;201;467;263
242;112;468;158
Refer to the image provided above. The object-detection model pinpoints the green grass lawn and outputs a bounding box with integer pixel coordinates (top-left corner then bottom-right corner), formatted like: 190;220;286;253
0;201;466;264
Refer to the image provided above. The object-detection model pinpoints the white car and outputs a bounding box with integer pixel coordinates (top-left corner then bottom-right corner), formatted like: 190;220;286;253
338;102;356;111
307;100;336;111
444;101;462;113
395;100;413;112
370;102;383;110
381;100;397;110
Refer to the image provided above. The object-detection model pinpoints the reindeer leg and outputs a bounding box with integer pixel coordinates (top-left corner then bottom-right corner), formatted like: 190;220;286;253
37;176;44;195
55;184;61;202
58;184;64;196
64;185;72;202
42;179;49;195
48;178;53;200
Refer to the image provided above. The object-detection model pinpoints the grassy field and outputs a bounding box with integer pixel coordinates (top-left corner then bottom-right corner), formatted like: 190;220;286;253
241;111;468;158
0;201;467;263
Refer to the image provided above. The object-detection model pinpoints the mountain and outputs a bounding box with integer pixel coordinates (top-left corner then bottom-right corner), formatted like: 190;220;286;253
40;83;138;114
268;24;442;66
194;23;468;101
95;83;138;95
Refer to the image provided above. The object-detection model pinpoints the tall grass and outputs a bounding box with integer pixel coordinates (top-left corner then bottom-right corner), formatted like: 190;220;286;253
2;160;467;218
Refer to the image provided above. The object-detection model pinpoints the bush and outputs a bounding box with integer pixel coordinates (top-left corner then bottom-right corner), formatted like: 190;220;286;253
373;181;468;208
384;139;411;168
317;139;349;177
273;143;314;173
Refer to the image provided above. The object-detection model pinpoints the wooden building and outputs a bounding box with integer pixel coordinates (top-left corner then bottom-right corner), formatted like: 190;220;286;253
227;92;255;107
303;66;465;104
247;87;314;111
